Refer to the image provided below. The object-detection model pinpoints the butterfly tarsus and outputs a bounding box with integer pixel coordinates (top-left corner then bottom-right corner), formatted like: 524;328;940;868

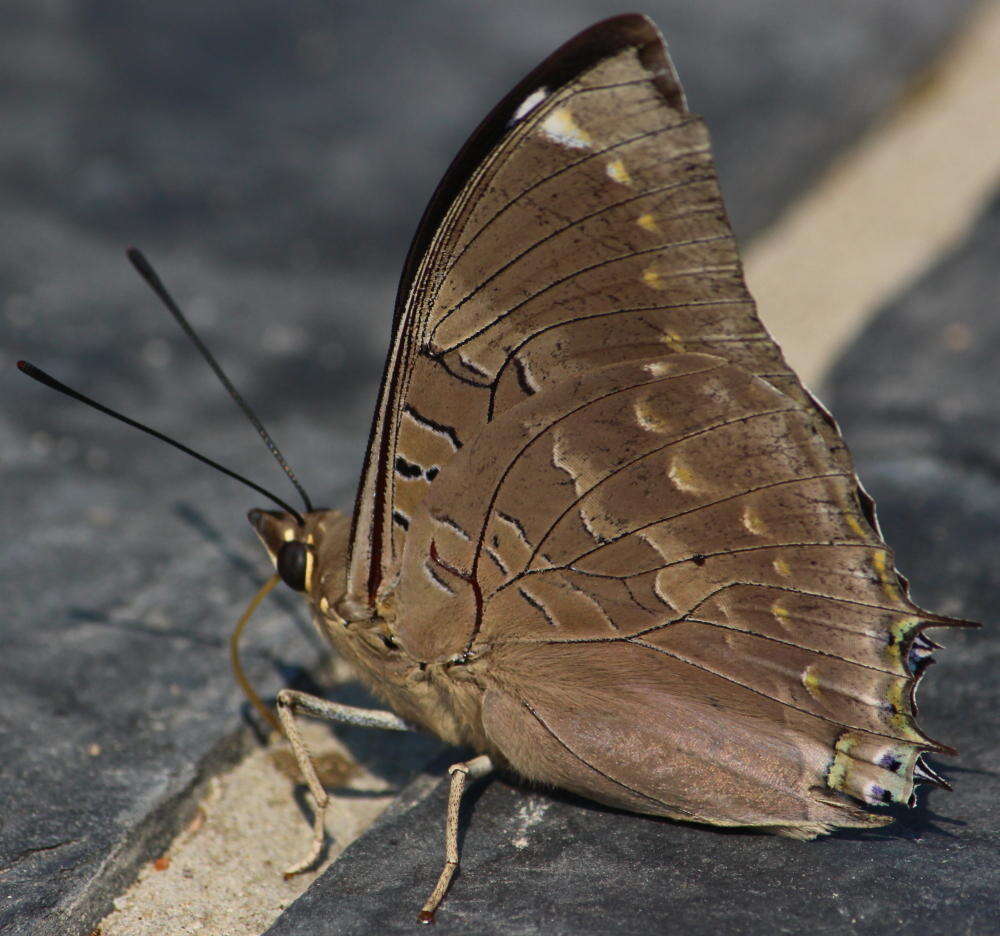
419;754;494;923
274;689;412;876
274;688;493;920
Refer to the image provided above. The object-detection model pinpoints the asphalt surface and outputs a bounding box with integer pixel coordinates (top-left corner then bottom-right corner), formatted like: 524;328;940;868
1;3;990;934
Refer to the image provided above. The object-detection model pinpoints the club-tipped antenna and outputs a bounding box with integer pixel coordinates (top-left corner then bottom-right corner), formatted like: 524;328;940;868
17;360;306;525
126;247;314;513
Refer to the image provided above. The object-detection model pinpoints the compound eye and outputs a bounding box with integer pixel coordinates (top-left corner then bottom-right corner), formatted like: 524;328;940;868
277;541;308;592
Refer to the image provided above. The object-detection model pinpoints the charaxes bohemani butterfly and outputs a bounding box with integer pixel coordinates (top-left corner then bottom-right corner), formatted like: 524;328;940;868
20;12;973;924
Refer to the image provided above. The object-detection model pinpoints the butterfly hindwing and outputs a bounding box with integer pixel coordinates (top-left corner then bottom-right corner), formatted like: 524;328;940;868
389;345;952;825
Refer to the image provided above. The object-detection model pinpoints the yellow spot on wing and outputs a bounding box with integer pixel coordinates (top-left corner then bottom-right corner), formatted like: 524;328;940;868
771;601;791;622
741;506;768;536
802;665;823;701
660;329;685;352
827;733;857;792
886;679;923;740
637;212;661;234
836;734;857;756
872;549;901;601
844;513;868;538
668;462;698;492
773;557;792;577
606;158;631;185
890;615;921;650
643;267;665;289
540;108;592;149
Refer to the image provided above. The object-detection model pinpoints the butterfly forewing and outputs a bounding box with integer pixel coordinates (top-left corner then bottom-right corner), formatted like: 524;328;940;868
342;14;965;835
347;16;822;608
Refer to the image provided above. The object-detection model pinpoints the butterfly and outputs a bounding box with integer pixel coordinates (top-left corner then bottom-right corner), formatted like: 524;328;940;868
237;13;975;921
21;11;968;925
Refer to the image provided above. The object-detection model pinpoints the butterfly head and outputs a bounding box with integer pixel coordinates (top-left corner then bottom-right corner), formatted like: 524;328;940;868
248;507;349;598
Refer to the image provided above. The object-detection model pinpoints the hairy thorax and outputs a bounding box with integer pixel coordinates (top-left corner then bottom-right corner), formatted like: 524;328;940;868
316;599;492;752
280;507;493;753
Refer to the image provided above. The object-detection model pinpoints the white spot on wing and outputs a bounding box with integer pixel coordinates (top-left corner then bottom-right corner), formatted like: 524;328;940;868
511;87;548;123
551;433;611;544
540;108;592;149
634;393;670;433
402;404;461;451
653;569;674;605
668;461;699;492
484;544;509;575
495;510;531;547
741;506;768;536
550;430;590;497
643;360;673;378
606;158;632;185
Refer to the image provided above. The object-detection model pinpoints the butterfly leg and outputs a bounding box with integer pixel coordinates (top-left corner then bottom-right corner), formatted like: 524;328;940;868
419;753;494;924
275;688;413;876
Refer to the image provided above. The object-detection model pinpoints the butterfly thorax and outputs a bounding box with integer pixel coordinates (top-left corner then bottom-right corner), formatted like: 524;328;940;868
319;598;491;750
250;507;491;749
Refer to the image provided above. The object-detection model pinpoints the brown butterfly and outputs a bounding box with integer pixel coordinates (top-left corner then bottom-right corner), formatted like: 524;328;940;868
18;11;972;925
238;13;973;921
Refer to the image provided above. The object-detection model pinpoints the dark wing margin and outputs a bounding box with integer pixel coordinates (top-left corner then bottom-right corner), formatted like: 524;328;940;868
395;14;685;318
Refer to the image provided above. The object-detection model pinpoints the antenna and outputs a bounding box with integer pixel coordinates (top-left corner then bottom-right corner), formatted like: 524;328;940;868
17;360;307;525
126;247;314;513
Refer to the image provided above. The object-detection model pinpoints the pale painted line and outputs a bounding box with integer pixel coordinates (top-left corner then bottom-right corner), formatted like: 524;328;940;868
744;0;1000;388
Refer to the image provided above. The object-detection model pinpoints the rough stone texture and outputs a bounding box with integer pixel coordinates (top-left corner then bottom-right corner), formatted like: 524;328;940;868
0;2;981;934
263;198;1000;934
266;758;994;935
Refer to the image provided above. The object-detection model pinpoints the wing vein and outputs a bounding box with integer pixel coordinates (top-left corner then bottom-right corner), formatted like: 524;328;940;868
486;298;756;417
440;182;720;319
626;636;914;745
431;237;736;350
565;540;876;581
649;616;901;675
523;405;802;570
513;695;698;816
437;117;703;284
493;472;849;594
464;362;728;650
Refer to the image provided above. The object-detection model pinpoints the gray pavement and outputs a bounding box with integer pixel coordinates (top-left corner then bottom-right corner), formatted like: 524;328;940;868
0;2;989;934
